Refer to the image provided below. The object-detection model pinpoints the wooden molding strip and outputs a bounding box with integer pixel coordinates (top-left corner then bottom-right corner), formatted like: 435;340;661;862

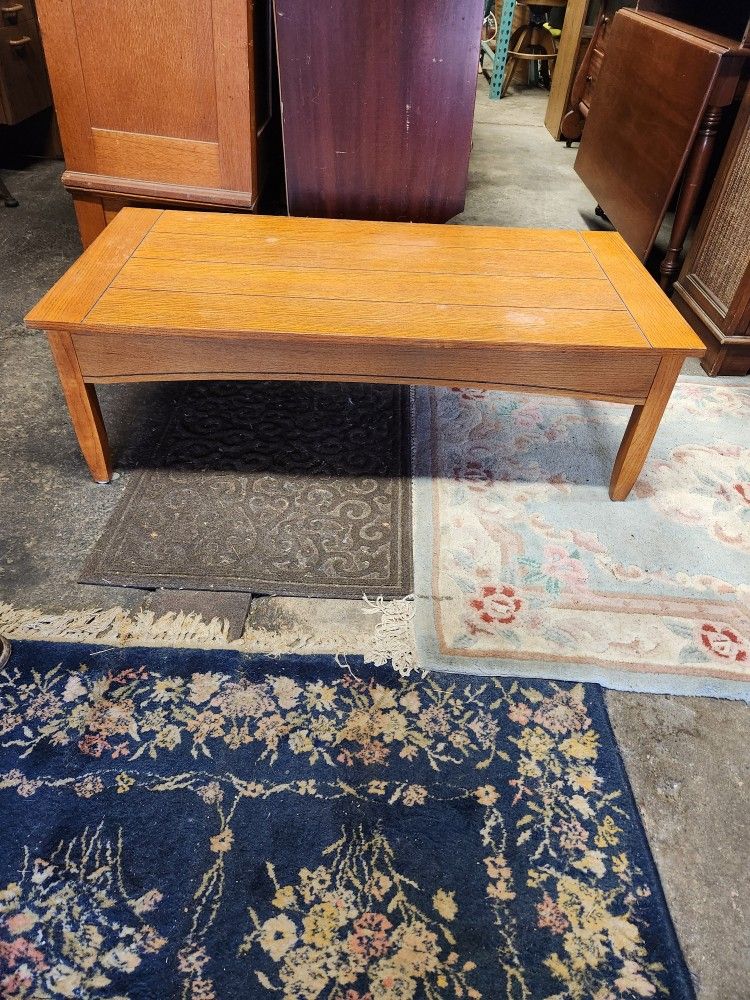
61;171;259;210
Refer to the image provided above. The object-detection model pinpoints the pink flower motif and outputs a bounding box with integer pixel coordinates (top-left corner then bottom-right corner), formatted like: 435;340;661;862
555;817;589;852
356;742;390;765
77;733;111;758
468;585;522;633
1;969;34;996
732;483;750;505
513;405;543;429
347;912;392;959
533;690;589;734
536;893;569;933
700;624;747;662
0;936;47;970
541;545;588;589
109;665;147;685
508;702;532;725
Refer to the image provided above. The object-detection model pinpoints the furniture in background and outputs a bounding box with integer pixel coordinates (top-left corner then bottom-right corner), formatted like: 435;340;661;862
484;0;568;102
273;0;484;223
672;84;750;376
559;1;629;144
33;0;276;247
544;0;592;140
25;208;704;500
499;2;563;98
0;0;50;126
0;0;52;205
574;8;748;287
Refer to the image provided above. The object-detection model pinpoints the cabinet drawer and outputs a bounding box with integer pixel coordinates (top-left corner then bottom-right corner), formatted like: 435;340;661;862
0;16;51;125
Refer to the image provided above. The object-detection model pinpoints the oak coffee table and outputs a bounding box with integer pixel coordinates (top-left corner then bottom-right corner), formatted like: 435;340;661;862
25;209;704;500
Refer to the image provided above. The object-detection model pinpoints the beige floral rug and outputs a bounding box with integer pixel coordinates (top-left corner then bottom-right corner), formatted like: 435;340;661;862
412;379;750;699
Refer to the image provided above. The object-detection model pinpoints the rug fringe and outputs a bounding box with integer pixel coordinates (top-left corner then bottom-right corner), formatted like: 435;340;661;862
360;594;420;676
0;602;237;649
0;598;420;674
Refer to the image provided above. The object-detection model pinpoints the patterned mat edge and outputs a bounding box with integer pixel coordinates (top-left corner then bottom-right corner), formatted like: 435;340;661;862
79;384;414;599
0;596;418;675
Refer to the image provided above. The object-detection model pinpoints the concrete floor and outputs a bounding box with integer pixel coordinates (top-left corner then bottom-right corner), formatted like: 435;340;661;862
0;84;748;998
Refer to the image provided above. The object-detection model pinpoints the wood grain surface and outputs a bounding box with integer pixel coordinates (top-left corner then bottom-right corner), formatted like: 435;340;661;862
609;353;683;500
25;210;703;357
46;331;112;482
583;232;705;352
34;0;263;206
574;9;731;260
25;208;162;327
26;209;705;497
274;0;484;222
72;334;659;401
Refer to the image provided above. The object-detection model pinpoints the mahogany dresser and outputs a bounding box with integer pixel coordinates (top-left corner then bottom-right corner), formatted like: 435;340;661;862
560;0;631;145
33;0;276;246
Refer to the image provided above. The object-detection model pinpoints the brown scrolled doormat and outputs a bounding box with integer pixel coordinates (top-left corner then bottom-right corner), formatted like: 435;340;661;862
80;381;413;598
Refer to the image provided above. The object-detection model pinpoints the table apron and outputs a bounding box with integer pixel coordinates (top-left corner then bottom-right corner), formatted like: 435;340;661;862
72;333;661;404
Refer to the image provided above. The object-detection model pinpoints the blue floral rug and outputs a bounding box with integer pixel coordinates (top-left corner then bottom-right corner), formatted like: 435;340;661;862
0;641;693;999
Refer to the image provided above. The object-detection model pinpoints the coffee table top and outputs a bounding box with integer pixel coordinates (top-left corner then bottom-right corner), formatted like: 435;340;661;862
25;208;704;356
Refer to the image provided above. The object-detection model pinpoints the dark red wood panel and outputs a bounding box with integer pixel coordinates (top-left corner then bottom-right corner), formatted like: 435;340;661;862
274;0;484;223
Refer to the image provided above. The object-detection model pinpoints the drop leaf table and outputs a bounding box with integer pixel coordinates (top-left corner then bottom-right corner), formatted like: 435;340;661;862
24;209;705;500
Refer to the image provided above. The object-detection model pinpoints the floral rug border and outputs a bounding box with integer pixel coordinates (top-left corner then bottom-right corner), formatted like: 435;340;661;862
0;639;696;998
411;386;750;702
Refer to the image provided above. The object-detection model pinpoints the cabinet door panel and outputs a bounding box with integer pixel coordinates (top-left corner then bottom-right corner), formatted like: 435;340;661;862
72;0;218;141
36;0;256;196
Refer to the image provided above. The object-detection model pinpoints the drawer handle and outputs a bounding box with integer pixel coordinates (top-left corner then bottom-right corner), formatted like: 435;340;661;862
9;34;31;46
2;4;25;12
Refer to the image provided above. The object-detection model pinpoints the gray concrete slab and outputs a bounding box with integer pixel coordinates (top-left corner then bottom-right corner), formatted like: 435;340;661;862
0;84;747;998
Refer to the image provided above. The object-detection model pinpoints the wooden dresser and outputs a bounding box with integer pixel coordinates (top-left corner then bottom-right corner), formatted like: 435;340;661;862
34;0;275;246
673;84;750;375
0;0;50;126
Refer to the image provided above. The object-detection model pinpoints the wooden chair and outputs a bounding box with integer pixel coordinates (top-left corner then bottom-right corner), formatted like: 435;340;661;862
501;2;563;97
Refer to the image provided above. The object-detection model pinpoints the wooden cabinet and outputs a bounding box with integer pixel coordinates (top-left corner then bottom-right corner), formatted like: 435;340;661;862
0;0;51;125
673;85;750;375
34;0;274;245
274;0;484;223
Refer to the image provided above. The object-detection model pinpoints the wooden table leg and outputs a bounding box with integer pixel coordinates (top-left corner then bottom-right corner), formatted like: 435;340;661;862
609;354;683;501
47;331;112;483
